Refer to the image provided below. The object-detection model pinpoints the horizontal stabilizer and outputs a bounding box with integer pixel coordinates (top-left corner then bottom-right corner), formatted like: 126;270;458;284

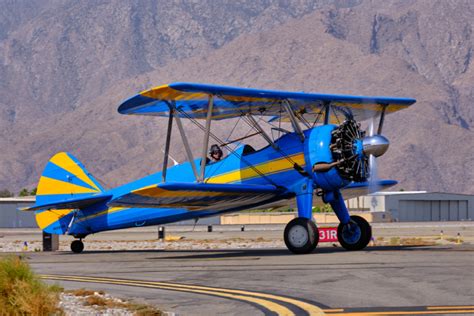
22;193;112;211
109;182;283;211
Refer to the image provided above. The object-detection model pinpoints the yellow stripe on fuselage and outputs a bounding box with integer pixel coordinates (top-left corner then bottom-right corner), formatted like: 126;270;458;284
37;177;99;196
49;152;100;191
206;153;305;184
132;187;240;198
75;207;126;223
41;153;305;230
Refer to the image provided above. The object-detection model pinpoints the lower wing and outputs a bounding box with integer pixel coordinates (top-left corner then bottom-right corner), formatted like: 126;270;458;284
341;179;397;200
108;182;284;211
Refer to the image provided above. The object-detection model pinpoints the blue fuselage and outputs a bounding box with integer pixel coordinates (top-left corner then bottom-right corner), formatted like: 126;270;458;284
68;125;346;236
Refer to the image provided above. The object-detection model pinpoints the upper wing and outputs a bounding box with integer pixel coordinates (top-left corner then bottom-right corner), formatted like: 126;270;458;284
108;182;284;211
118;82;416;123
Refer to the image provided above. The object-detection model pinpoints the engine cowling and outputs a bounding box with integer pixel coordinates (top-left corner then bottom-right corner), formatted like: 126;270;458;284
307;119;390;190
330;120;369;182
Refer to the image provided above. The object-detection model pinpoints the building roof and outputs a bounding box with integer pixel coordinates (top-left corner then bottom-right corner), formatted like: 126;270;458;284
0;196;36;203
370;191;427;196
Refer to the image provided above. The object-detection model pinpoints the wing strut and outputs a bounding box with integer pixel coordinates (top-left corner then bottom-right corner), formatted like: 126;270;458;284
199;95;214;182
323;101;331;125
246;113;278;149
377;104;388;134
173;103;199;181
161;108;174;182
282;100;305;142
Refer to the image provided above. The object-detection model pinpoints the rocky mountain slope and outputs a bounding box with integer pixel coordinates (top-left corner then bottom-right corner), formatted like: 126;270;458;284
1;0;473;194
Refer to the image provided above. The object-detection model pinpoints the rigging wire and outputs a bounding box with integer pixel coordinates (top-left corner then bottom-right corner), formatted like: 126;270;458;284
176;108;279;186
249;114;308;176
311;104;326;128
225;116;242;143
208;117;257;179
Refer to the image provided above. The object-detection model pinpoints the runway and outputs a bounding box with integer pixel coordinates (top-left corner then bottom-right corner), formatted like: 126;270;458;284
23;243;474;315
38;274;474;315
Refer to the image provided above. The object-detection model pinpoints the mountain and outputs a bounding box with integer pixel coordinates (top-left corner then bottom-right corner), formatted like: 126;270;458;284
1;0;473;195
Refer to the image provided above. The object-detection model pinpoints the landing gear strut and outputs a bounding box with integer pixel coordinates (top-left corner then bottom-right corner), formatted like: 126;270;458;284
284;218;319;254
71;239;84;253
337;215;372;251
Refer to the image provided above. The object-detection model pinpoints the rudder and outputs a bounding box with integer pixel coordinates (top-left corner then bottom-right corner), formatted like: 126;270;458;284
35;152;104;234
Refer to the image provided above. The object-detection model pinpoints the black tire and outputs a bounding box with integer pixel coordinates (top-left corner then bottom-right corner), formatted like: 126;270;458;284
71;240;84;253
337;215;372;251
284;217;319;254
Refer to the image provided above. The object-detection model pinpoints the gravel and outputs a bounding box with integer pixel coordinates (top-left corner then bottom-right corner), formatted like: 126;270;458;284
59;292;133;316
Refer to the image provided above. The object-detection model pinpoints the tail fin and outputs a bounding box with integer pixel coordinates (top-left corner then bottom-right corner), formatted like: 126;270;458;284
34;152;105;234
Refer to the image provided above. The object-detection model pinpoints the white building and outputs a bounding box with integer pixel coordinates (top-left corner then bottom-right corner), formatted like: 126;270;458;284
346;191;474;222
0;197;36;228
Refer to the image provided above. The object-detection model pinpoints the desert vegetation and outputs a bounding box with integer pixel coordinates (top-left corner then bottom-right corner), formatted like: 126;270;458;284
0;256;62;315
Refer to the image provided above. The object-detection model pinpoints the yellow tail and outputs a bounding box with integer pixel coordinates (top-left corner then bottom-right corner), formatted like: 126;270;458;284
35;152;104;233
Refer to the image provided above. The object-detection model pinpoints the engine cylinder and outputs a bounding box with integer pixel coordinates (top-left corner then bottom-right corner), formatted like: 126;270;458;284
330;120;370;182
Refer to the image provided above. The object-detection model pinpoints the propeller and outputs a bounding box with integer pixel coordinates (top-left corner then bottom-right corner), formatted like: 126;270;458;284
327;117;390;187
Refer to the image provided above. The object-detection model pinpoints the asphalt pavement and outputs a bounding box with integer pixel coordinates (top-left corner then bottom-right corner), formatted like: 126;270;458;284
22;243;474;315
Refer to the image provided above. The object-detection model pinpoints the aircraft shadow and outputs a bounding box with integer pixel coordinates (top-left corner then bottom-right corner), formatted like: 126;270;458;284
148;245;448;260
57;244;452;259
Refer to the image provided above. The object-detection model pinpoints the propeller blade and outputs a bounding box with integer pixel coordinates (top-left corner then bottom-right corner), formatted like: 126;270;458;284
368;154;381;193
368;117;375;137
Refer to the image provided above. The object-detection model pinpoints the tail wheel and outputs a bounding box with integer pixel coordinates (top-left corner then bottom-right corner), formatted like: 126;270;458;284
71;240;84;253
284;218;319;254
337;215;372;251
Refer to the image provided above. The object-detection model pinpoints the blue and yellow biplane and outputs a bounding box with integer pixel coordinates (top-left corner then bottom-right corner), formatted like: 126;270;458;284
24;83;415;254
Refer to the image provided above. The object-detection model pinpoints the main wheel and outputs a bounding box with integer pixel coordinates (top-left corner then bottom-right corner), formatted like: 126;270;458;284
71;240;84;253
337;215;372;251
284;218;319;254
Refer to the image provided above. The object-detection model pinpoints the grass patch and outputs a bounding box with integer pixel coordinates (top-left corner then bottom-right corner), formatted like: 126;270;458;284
446;237;463;243
388;237;436;246
84;294;109;308
66;288;104;296
77;289;163;315
0;255;62;315
164;235;184;242
127;302;164;316
389;237;400;245
399;237;435;246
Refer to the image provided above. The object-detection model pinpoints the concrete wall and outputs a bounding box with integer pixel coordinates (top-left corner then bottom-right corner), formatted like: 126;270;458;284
221;211;391;225
221;213;295;225
173;216;220;225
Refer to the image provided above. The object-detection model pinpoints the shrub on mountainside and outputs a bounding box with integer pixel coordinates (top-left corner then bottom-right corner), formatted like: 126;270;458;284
0;189;14;197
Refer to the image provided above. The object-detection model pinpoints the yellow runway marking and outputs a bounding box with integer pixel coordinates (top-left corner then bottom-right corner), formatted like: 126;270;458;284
325;307;474;315
427;306;474;310
330;311;474;315
40;275;472;316
40;274;325;315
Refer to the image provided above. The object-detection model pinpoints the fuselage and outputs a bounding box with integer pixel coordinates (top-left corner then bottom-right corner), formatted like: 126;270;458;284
68;125;341;236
